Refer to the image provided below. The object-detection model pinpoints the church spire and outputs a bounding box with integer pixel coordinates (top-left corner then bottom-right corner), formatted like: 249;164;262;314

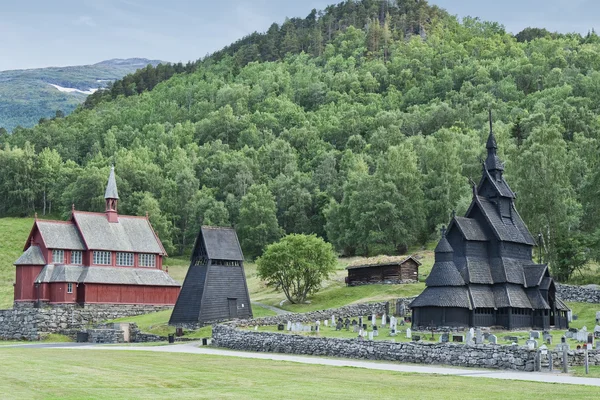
484;110;504;176
105;166;119;222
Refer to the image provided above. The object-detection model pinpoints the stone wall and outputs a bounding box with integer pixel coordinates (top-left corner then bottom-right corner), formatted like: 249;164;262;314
212;324;600;371
87;328;125;344
556;284;600;304
0;304;171;340
237;302;390;327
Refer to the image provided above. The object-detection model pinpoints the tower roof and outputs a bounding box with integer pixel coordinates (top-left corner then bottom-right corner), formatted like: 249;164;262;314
434;226;453;253
104;166;119;199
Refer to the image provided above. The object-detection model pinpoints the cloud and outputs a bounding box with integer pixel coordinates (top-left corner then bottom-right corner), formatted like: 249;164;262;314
75;15;97;27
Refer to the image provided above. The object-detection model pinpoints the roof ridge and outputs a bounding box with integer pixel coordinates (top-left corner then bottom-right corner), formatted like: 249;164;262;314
36;219;74;225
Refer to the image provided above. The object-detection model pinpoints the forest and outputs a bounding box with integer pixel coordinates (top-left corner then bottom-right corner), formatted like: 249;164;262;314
2;0;600;282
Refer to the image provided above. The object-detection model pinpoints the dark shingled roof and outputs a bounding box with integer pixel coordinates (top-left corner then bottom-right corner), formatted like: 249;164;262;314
469;285;496;308
346;255;421;270
104;166;119;199
502;258;526;285
555;297;570;311
426;261;465;287
539;277;552;291
466;257;493;284
505;284;532;308
35;265;179;286
524;264;547;288
475;196;535;245
526;288;550;309
434;236;454;253
453;217;489;241
409;286;472;309
36;221;85;250
73;212;165;254
201;226;244;261
14;245;46;265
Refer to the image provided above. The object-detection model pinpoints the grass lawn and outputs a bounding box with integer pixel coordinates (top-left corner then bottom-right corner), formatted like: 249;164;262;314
0;349;598;399
573;366;600;378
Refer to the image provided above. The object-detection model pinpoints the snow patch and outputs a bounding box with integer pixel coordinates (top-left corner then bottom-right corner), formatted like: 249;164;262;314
48;83;98;95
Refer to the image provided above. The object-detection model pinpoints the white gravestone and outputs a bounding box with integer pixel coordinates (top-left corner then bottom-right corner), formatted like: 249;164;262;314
475;328;483;345
488;334;497;345
254;326;258;331
381;313;386;327
577;327;588;342
372;314;376;327
368;331;374;341
324;320;328;327
332;315;335;326
287;321;292;331
526;339;538;350
466;330;474;346
406;328;412;339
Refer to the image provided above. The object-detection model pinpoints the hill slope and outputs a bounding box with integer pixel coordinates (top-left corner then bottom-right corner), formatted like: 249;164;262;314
0;58;163;131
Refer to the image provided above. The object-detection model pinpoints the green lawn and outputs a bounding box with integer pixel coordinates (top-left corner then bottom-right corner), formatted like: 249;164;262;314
0;349;598;399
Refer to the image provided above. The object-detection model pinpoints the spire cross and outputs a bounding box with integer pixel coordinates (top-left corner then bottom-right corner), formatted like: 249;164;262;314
440;225;447;238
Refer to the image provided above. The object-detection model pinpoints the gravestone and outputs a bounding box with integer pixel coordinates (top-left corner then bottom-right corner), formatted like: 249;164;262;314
332;315;335;326
400;319;405;326
287;321;292;331
475;328;483;345
452;335;464;343
565;331;573;339
577;327;588;342
441;332;449;343
367;315;372;321
483;332;490;340
596;311;600;323
399;303;406;317
488;334;497;345
336;320;342;331
374;329;379;337
567;310;573;322
588;333;594;345
363;324;368;330
324;320;328;327
573;314;578;321
543;332;552;345
381;313;387;327
406;328;412;339
412;335;421;342
368;331;374;341
466;331;474;346
358;317;363;328
530;331;540;339
469;327;474;337
316;321;320;333
278;324;284;331
504;336;519;343
254;326;258;331
597;341;600;351
372;314;376;326
345;318;350;331
526;339;538;350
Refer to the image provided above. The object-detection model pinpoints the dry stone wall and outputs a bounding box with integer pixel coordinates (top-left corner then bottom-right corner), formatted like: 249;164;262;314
556;284;600;303
0;304;170;340
212;325;600;371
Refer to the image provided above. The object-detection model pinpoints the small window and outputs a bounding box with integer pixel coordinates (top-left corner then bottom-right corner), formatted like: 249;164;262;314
52;250;64;264
139;253;156;268
93;251;112;265
116;252;134;266
71;251;82;265
67;283;73;294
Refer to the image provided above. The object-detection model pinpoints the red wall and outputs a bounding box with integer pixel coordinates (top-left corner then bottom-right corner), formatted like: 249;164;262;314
83;284;179;305
48;282;77;304
14;265;44;301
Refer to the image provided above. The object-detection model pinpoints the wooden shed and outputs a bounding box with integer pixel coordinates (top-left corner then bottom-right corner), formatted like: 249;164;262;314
345;255;420;286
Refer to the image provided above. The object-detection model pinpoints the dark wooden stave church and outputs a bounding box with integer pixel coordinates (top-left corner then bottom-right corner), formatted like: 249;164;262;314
169;226;252;326
410;123;569;331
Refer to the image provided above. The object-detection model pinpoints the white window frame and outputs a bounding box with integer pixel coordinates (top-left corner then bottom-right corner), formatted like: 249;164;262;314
93;251;112;265
139;253;156;268
71;250;82;265
67;283;73;294
52;249;64;264
116;252;134;267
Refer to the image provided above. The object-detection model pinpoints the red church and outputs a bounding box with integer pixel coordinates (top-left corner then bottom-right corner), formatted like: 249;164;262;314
14;167;181;306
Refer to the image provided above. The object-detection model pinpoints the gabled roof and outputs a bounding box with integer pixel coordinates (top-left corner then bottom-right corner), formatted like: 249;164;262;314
469;285;496;308
104;166;119;199
72;211;165;254
451;217;489;241
434;236;454;253
478;168;515;198
35;265;180;286
466;257;493;284
525;288;550;309
346;255;421;270
555;297;570;311
524;264;547;288
14;245;46;265
472;196;536;245
201;226;244;261
409;286;472;309
31;220;85;250
425;261;465;286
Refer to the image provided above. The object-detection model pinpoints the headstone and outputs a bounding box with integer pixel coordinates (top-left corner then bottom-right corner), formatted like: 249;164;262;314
452;335;464;343
316;321;320;333
381;313;387;327
353;324;359;333
488;334;497;345
400;319;405;326
287;321;292;331
530;331;540;339
254;326;258;331
466;330;474;346
358;317;363;328
363;324;368;330
577;327;588;342
331;315;335;326
304;326;311;332
596;341;600;351
324;320;328;327
373;325;378;331
483;332;490;340
588;333;594;345
469;327;475;337
504;336;519;343
596;311;600;323
475;328;483;345
368;331;374;341
336;320;342;331
372;314;376;326
406;328;412;339
345;318;350;331
278;324;284;331
526;339;538;350
412;335;421;342
441;332;449;343
567;310;573;322
573;314;578;321
595;331;600;339
374;330;379;337
565;331;573;339
399;303;406;317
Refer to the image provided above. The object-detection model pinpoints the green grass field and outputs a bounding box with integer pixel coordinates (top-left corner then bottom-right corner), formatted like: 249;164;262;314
0;218;34;309
0;349;598;399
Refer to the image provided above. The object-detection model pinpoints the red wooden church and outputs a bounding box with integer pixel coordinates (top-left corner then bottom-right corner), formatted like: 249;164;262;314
13;167;181;306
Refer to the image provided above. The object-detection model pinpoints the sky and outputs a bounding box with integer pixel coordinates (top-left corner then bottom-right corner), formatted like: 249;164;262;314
1;0;598;71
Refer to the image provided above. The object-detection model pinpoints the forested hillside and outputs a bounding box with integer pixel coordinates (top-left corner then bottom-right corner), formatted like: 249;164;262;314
2;0;600;281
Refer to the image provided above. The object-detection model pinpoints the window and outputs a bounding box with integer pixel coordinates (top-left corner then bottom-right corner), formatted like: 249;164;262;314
93;251;111;265
71;251;82;265
116;252;134;266
139;253;156;268
52;250;64;264
67;283;73;294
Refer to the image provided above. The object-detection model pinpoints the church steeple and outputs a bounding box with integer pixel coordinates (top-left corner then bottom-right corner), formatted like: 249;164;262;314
105;166;119;223
484;110;504;177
